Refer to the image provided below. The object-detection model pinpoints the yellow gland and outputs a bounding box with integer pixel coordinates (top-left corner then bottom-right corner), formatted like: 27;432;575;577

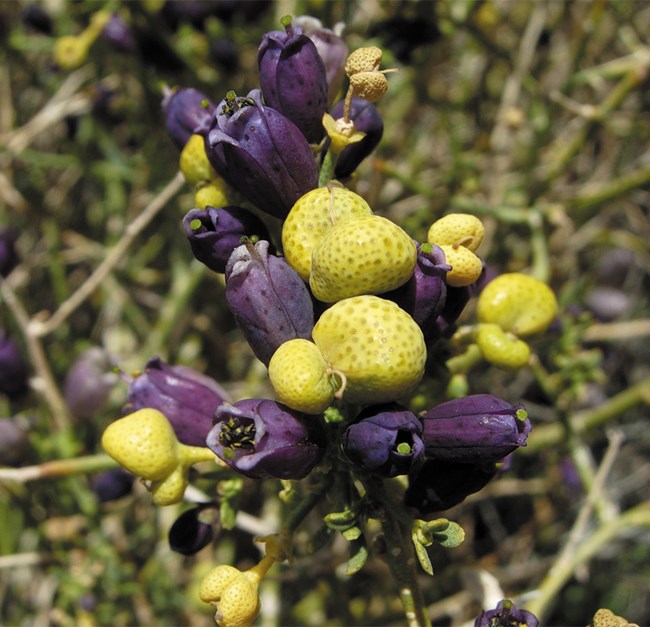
312;295;426;404
180;134;218;186
268;339;339;414
349;71;389;103
216;576;261;627
282;186;373;281
475;323;531;370
476;272;558;336
310;215;416;303
101;409;180;481
345;46;383;76
150;464;188;506
439;244;483;287
427;213;485;252
200;565;243;603
194;179;231;210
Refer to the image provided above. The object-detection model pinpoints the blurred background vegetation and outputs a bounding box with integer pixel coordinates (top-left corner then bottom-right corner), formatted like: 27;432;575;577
1;1;649;625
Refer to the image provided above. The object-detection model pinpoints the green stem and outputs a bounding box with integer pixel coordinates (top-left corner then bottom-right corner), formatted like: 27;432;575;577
318;147;337;187
0;453;118;483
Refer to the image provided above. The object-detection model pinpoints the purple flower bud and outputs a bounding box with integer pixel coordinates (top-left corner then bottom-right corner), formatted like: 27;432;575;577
162;87;216;150
385;242;449;331
168;504;217;555
63;348;118;420
343;403;424;477
0;418;30;466
296;17;349;105
101;13;136;52
328;97;384;179
182;206;272;274
405;459;498;514
474;599;539;627
225;240;314;365
0;332;29;399
421;394;531;465
0;227;19;277
92;468;135;503
258;16;328;143
125;356;230;447
206;89;318;219
207;399;324;479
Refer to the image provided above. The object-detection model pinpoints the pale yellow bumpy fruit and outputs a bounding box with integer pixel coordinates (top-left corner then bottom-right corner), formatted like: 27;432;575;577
476;272;558;336
282;186;373;281
427;213;485;252
438;244;483;287
179;134;219;187
312;295;426;404
309;215;417;302
268;339;340;414
475;323;532;369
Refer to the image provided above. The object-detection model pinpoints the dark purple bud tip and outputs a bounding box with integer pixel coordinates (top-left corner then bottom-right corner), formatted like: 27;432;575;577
0;332;29;399
182;206;272;274
421;394;531;465
474;599;539;627
343;403;424;477
162;87;216;150
206;399;324;480
125;356;230;447
92;468;135;503
168;504;217;555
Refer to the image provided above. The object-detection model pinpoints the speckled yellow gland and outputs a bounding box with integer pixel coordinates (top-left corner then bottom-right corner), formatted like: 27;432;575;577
199;565;243;603
282;186;373;281
476;272;558;336
180;134;219;186
150;464;188;506
216;576;261;627
194;179;231;210
439;244;483;287
475;323;531;369
310;215;416;303
345;46;383;76
312;295;426;404
268;339;339;414
349;72;389;102
101;408;179;481
427;213;485;252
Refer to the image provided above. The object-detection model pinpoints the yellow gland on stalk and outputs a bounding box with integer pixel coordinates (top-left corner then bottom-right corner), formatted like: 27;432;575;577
475;323;532;370
53;10;112;69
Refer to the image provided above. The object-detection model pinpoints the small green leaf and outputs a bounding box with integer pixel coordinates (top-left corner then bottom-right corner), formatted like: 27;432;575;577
342;525;362;541
219;500;237;530
412;533;434;576
431;520;465;549
345;537;368;575
324;507;360;532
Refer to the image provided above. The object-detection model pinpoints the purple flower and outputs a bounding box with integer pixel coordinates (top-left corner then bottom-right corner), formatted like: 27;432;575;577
421;394;531;465
101;13;136;52
63;347;118;420
125;356;230;447
343;403;424;477
385;242;449;331
225;240;314;365
0;332;29;399
206;89;318;219
474;599;539;627
0;227;19;277
162;87;216;150
328;96;384;179
405;459;498;514
258;16;328;143
182;206;272;274
168;504;217;555
206;399;324;479
92;468;135;503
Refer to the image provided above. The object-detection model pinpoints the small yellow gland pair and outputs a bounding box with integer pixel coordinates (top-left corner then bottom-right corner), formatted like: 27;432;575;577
282;186;417;302
101;408;218;505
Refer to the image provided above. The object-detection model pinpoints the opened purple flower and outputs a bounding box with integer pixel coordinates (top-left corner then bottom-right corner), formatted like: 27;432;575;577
258;16;328;143
343;403;424;477
162;87;215;150
125;356;230;447
421;394;531;465
225;240;314;365
182;206;272;274
207;399;324;479
206;89;318;219
474;599;539;627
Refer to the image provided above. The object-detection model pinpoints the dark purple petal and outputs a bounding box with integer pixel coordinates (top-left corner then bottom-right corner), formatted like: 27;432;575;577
0;332;29;399
474;599;539;627
168;504;217;555
162;87;216;150
92;468;135;503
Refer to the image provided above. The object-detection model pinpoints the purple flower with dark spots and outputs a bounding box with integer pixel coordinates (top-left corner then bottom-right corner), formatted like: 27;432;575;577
207;399;324;479
421;394;531;465
125;356;230;447
474;599;539;627
405;459;498;514
225;240;314;365
206;89;318;219
258;16;328;143
343;403;424;477
182;206;272;274
162;87;215;150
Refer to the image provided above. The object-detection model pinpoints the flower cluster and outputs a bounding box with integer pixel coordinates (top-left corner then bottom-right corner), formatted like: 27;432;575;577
96;15;558;627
